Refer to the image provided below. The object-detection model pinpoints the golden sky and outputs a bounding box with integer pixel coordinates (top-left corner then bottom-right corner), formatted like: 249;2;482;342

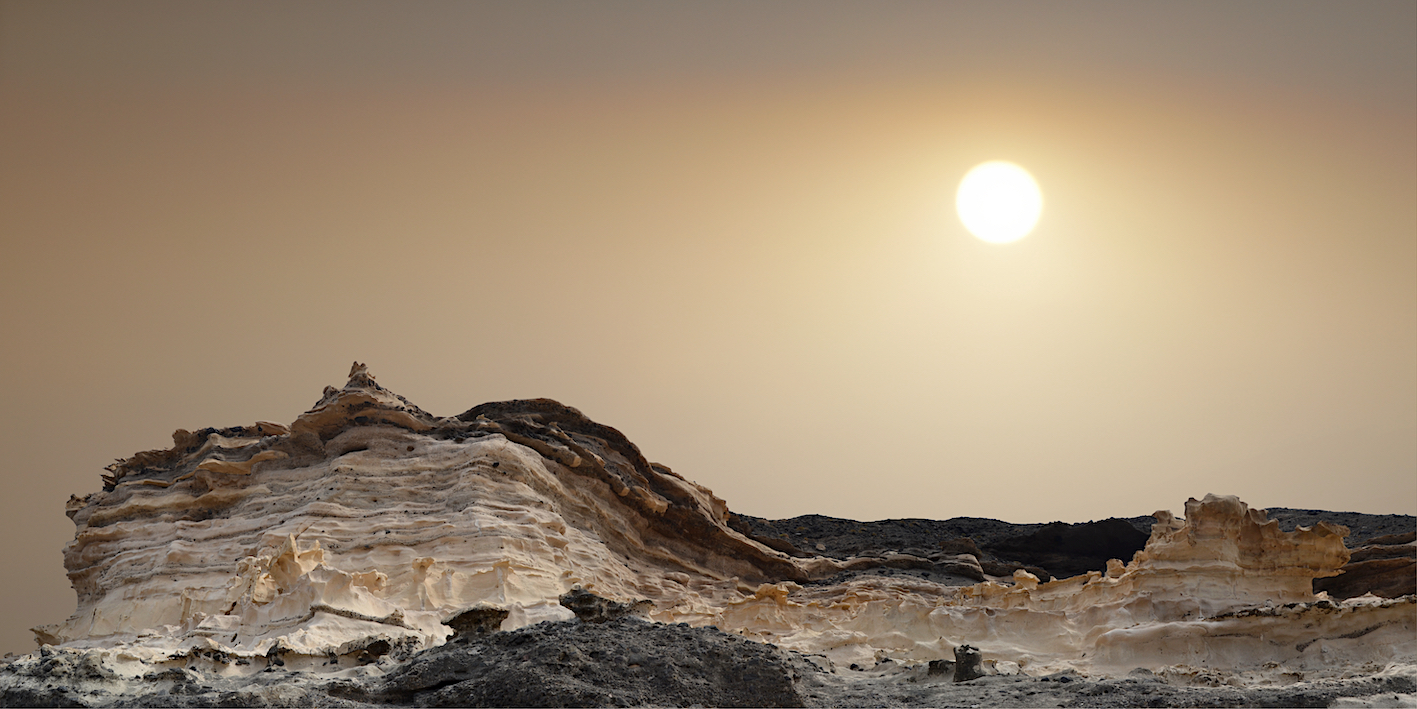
0;1;1413;655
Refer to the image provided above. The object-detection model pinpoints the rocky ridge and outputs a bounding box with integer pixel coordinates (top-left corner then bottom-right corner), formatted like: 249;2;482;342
3;364;1413;707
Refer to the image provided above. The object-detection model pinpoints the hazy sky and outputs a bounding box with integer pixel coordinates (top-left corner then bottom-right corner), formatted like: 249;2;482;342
1;1;1413;656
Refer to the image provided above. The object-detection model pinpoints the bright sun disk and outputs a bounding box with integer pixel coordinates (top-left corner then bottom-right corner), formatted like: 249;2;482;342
956;161;1043;244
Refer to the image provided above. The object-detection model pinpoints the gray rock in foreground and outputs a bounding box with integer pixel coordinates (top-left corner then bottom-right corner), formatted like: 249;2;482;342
0;619;805;708
799;663;1417;708
348;617;806;707
5;617;1416;708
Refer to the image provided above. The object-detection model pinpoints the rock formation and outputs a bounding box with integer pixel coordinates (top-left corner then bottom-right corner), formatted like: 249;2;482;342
1317;530;1417;600
952;644;985;682
40;363;839;658
5;364;1414;707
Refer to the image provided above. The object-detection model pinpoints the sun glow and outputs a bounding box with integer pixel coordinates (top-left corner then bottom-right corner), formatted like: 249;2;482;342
956;161;1043;244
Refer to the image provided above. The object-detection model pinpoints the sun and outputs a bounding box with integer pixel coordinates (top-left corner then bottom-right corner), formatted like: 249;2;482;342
956;161;1043;244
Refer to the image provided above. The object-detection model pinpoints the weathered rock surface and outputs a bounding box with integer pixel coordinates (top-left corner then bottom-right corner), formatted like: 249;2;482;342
5;622;1415;708
1267;510;1415;548
358;616;806;707
4;364;1414;707
985;517;1151;580
743;509;1415;601
794;660;1417;708
1317;531;1417;600
738;513;1160;583
39;363;846;662
952;644;985;682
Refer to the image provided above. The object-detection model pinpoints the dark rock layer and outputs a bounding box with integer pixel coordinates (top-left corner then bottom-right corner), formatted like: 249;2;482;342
985;518;1150;580
348;617;806;708
738;513;1156;582
1264;509;1414;548
1266;511;1415;600
1316;534;1416;600
741;508;1414;595
457;398;808;584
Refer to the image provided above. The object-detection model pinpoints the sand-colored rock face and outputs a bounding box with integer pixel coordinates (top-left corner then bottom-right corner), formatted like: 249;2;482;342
38;365;1415;681
43;364;828;657
711;494;1407;675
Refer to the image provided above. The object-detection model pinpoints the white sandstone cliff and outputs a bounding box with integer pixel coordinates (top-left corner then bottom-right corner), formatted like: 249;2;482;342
35;364;1416;683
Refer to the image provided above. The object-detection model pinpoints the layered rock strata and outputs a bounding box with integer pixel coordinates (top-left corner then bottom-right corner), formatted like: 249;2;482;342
44;364;837;657
30;364;1417;686
1317;531;1417;600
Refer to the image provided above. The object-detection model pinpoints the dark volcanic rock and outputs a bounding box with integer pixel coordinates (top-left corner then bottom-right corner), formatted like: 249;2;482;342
7;620;1416;708
737;514;1038;562
368;617;805;708
4;622;806;708
985;518;1151;580
443;605;509;638
1316;546;1417;599
739;513;1155;581
952;645;985;683
743;508;1416;592
1265;508;1414;548
558;588;647;623
1264;509;1415;599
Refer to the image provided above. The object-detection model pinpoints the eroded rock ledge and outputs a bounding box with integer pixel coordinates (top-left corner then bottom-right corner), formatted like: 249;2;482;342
25;364;1417;694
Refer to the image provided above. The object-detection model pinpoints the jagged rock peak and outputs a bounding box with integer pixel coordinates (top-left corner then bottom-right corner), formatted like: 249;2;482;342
291;361;440;444
346;360;375;386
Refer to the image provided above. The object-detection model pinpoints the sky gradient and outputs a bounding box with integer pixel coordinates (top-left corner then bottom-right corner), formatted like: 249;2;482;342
1;1;1413;656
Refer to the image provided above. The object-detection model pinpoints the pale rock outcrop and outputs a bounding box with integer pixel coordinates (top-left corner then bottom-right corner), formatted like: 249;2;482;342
41;363;833;662
664;496;1405;675
31;364;1417;687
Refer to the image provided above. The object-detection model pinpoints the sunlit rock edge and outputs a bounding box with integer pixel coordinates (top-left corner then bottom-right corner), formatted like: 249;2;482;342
21;364;1417;690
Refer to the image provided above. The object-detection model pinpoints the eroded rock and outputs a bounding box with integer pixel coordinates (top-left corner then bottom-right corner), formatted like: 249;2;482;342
559;588;648;623
952;644;985;682
10;364;1414;702
443;606;510;638
985;518;1150;579
371;618;807;708
1318;537;1416;600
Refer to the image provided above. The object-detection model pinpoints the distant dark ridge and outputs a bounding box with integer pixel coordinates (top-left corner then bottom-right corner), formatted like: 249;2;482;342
738;508;1414;584
734;513;1155;581
1264;508;1415;548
